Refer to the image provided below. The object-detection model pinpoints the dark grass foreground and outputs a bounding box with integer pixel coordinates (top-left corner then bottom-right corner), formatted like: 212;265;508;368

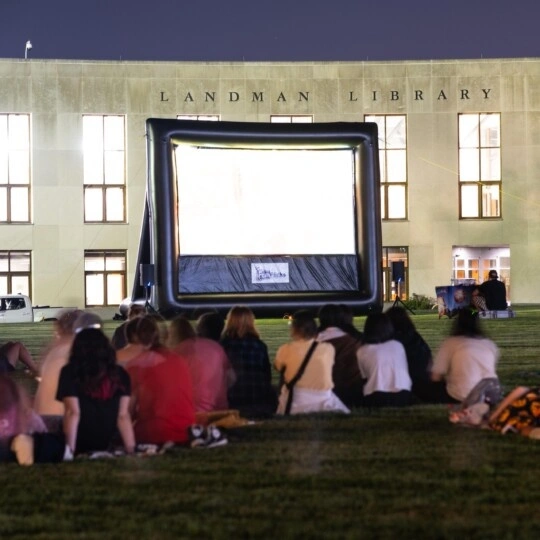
1;309;540;539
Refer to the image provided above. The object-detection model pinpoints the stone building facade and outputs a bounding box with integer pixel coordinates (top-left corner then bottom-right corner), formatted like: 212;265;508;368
1;57;539;309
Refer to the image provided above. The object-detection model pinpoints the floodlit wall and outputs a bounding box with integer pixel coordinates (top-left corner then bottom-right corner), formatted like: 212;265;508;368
0;58;539;306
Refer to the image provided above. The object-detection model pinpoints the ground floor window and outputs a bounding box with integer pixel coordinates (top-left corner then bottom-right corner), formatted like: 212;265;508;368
382;246;408;302
84;250;126;307
0;251;31;296
452;245;510;300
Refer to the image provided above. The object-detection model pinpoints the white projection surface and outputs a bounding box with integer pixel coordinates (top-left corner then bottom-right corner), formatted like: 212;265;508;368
175;146;356;255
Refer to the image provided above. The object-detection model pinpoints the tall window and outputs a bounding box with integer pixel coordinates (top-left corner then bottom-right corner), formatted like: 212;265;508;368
270;115;313;123
458;113;501;218
177;115;220;121
83;115;126;222
365;115;407;220
0;114;31;223
0;251;31;295
84;250;126;307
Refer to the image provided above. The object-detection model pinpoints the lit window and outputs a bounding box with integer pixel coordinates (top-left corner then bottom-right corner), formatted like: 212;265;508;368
365;115;407;220
177;115;220;121
83;115;126;222
270;115;313;123
0;114;31;223
84;250;126;306
0;251;31;295
458;113;501;218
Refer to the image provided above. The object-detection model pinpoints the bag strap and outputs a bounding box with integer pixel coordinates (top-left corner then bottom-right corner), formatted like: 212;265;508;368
284;340;318;415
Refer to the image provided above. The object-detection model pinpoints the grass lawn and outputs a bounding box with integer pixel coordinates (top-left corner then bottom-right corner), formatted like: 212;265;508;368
1;308;540;539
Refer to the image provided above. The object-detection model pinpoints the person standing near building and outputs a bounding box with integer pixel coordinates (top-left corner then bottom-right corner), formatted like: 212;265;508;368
479;270;507;310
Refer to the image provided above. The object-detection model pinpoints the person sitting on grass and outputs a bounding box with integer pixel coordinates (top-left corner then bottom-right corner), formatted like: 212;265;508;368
0;374;51;465
168;315;235;414
221;306;277;419
196;311;225;342
124;316;196;446
0;340;40;378
317;303;363;408
110;303;146;350
34;309;83;428
56;328;135;457
430;308;499;404
275;309;350;415
355;312;413;407
385;305;433;403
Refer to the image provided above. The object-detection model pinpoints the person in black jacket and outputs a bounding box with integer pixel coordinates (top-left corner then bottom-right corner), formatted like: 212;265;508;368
386;306;432;403
479;270;507;310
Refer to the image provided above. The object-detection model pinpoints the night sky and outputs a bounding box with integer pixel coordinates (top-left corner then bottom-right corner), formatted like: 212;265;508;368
1;0;539;62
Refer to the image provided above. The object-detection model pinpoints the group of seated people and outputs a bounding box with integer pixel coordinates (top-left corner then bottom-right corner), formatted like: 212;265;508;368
0;300;537;465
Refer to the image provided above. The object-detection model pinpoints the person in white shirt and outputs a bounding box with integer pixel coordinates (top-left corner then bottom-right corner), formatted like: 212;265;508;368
431;308;499;403
356;312;413;407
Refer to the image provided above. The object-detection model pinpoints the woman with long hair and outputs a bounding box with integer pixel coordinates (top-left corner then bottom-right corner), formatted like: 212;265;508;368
221;306;276;418
431;308;499;403
56;328;135;455
385;305;432;403
355;312;413;407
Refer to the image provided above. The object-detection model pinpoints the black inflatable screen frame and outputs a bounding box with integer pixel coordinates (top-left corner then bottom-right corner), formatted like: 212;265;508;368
134;118;382;317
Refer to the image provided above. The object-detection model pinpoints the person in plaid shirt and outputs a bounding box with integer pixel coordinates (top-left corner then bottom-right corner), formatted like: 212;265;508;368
220;306;277;418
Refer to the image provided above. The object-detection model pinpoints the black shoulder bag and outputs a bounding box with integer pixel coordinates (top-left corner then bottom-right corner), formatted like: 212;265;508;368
283;340;318;415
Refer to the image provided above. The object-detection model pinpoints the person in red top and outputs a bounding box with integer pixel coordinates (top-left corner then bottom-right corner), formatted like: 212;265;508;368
124;316;196;445
168;315;235;413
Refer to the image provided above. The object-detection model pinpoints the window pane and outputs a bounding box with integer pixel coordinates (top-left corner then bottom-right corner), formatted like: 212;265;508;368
480;114;500;147
482;184;501;217
380;185;386;219
387;185;406;219
10;187;29;221
84;150;104;185
0;116;7;145
86;274;105;305
106;273;124;305
459;115;479;148
270;116;292;123
105;187;125;221
85;254;105;271
104;150;124;184
459;149;479;181
481;148;500;180
461;185;479;217
11;276;29;296
0;188;7;221
8;150;30;184
105;254;126;271
291;116;313;123
386;150;406;182
378;149;386;182
9;115;29;150
0;276;7;295
0;148;7;184
104;116;124;151
83;116;103;153
10;252;30;272
85;187;104;221
386;116;406;148
366;116;386;146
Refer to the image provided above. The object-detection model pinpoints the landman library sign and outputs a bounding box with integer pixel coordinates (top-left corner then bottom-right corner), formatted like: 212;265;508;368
159;88;494;104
